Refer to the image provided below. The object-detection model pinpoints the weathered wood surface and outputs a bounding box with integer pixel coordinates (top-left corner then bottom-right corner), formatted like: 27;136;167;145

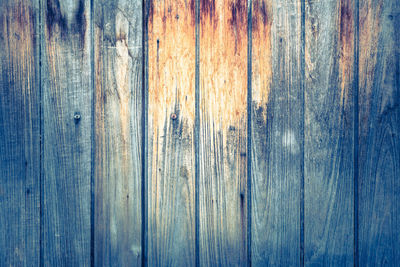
199;0;248;266
0;1;399;266
304;0;355;265
358;0;400;265
41;0;92;265
251;1;302;265
147;0;196;266
0;0;40;265
94;0;143;266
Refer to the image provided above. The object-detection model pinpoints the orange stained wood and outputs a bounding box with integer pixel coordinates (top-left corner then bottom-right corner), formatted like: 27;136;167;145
252;0;273;118
148;0;195;129
147;0;196;265
199;0;248;265
200;0;248;131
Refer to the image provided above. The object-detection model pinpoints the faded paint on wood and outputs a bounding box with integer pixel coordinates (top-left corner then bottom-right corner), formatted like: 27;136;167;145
0;0;40;265
358;0;400;265
251;0;302;265
304;0;355;265
147;0;196;265
41;0;92;265
199;0;248;265
94;0;142;266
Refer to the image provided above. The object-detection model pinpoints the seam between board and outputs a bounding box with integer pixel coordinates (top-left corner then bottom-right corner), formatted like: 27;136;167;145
39;0;43;265
246;0;252;266
300;0;306;266
353;0;359;266
90;0;95;266
142;0;149;266
195;0;200;266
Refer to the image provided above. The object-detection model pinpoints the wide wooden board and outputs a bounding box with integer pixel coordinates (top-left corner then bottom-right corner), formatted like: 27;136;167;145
147;0;196;265
199;0;248;265
304;0;355;265
251;0;302;265
94;0;143;265
0;0;40;265
358;0;400;265
41;0;92;265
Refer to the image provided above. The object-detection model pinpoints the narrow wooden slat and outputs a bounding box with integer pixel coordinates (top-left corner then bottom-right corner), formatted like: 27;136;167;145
251;0;302;265
199;0;248;265
304;0;355;265
94;0;143;266
147;0;196;265
41;0;92;265
358;0;400;265
0;0;40;265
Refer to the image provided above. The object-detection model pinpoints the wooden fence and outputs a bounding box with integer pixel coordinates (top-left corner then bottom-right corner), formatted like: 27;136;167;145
0;0;399;266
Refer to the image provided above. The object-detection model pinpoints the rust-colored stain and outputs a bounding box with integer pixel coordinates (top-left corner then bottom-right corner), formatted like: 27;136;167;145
338;0;354;107
1;1;35;96
200;0;247;130
252;0;272;119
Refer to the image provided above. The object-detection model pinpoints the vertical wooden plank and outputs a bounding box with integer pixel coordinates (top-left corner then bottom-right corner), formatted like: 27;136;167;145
0;0;40;265
251;0;302;265
41;0;92;265
147;0;196;265
304;0;355;265
199;0;248;265
93;1;142;265
358;0;400;265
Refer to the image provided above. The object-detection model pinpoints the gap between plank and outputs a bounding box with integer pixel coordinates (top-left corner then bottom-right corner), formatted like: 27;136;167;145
246;0;253;266
300;0;306;266
141;0;149;266
353;0;360;266
90;0;95;266
39;0;43;266
195;0;200;266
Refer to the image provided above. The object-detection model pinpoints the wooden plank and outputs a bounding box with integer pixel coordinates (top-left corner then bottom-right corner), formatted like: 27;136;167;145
251;0;302;265
93;1;142;265
358;0;400;265
199;0;248;265
41;0;92;265
147;0;196;265
304;0;355;265
0;0;40;265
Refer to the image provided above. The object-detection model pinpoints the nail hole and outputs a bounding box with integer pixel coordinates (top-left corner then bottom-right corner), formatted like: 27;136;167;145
171;113;177;120
74;113;81;124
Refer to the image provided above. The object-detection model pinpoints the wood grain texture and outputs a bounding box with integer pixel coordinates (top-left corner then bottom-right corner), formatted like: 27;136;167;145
41;0;92;265
199;0;248;265
94;0;142;266
251;0;302;265
0;0;40;265
304;0;354;265
147;0;196;265
358;0;400;265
